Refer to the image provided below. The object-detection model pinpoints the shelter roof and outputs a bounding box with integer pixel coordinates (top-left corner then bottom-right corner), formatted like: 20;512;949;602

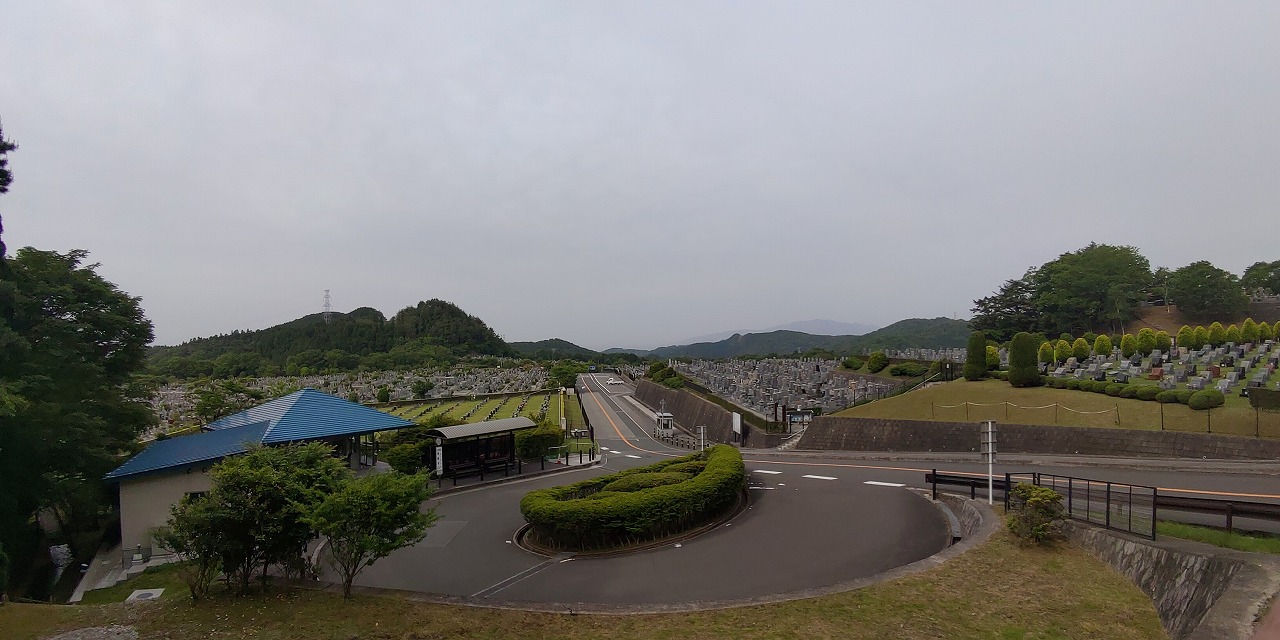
426;416;537;440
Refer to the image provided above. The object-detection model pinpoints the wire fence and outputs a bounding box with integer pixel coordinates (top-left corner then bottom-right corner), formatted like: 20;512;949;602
1008;472;1156;540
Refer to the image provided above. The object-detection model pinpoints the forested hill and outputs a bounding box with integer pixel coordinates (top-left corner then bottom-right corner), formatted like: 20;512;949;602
148;299;513;378
638;317;970;359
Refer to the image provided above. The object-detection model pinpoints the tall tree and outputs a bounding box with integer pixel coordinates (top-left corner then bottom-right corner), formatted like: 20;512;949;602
0;249;155;566
1167;261;1248;320
1031;244;1152;335
969;273;1038;343
0;119;16;263
963;331;987;381
1241;261;1280;296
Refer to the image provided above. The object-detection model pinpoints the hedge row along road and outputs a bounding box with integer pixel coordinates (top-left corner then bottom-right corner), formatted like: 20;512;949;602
323;374;1280;606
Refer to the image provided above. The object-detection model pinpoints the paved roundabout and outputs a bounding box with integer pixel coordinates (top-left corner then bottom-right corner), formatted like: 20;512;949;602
322;375;955;610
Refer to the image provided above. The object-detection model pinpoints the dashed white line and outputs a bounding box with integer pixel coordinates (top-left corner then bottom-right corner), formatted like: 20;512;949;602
752;470;782;475
864;481;906;487
802;475;837;481
625;454;642;459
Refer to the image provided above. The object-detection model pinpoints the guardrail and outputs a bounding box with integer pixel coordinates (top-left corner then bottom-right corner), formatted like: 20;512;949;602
1153;494;1280;533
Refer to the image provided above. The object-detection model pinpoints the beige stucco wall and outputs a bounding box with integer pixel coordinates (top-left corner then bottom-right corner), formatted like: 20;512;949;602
117;465;212;552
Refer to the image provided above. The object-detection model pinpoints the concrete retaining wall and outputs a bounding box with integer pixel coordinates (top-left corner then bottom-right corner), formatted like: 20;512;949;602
799;416;1280;459
1065;523;1280;639
634;380;780;448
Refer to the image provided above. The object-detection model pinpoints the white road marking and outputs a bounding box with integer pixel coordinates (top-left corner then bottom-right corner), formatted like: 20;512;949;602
802;475;837;481
625;454;642;459
749;487;777;490
864;481;906;487
752;469;782;475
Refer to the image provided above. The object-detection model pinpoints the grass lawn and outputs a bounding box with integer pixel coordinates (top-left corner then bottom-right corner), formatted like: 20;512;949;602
2;531;1165;640
834;379;1280;437
1157;521;1280;554
78;564;191;605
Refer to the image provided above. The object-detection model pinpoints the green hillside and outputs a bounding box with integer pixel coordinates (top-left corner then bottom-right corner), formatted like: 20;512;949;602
510;338;599;360
642;317;970;359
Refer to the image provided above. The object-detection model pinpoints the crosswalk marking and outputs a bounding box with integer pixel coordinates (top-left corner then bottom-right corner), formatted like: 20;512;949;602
801;474;837;481
864;481;906;487
752;470;782;475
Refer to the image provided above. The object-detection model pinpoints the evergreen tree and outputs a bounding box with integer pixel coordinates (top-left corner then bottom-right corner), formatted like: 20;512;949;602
1054;340;1071;364
964;331;987;381
1193;326;1209;350
1008;332;1042;387
1038;341;1054;364
1120;334;1138;358
0;118;16;263
1155;330;1172;353
1176;325;1194;350
1136;328;1157;355
1071;338;1090;361
1242;318;1260;344
1259;322;1274;341
1208;322;1226;347
1093;334;1112;357
1225;324;1242;345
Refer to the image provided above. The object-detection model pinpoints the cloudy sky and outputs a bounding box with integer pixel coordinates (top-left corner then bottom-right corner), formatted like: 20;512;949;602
2;3;1278;350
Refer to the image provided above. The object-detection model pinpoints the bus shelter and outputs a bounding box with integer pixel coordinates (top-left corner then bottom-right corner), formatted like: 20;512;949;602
424;416;537;482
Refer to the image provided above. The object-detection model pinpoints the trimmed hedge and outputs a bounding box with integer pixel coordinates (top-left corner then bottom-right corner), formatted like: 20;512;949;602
1135;386;1160;401
1156;390;1180;403
520;446;745;550
603;472;692;493
1118;385;1138;399
664;460;707;475
1104;383;1125;397
1188;389;1226;410
1176;389;1194;404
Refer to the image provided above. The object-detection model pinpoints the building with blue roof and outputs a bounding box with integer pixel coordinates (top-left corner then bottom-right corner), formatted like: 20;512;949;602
107;388;414;552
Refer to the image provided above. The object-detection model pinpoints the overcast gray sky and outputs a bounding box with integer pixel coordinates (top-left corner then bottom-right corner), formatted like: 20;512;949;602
3;2;1278;350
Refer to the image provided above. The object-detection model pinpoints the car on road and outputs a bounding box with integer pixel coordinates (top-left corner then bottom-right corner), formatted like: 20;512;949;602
606;378;622;385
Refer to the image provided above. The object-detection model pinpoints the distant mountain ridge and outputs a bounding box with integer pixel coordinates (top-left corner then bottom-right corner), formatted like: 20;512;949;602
608;317;970;359
676;319;878;345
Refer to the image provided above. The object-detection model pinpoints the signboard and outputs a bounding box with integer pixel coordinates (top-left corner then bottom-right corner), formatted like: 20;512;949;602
732;412;742;435
434;437;444;477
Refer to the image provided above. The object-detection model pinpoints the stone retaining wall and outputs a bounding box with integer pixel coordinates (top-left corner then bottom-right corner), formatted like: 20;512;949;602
634;380;779;448
799;416;1280;459
1065;522;1280;639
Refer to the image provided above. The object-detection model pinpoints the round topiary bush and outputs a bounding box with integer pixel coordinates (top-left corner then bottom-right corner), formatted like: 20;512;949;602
1008;332;1042;388
867;351;890;374
1155;390;1180;403
520;446;745;550
1104;383;1125;397
1118;386;1139;399
1066;379;1082;390
1136;386;1161;401
602;471;692;493
1086;380;1106;393
1175;389;1194;404
1188;389;1226;410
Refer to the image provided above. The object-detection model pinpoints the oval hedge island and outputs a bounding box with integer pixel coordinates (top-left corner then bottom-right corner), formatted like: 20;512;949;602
519;445;746;552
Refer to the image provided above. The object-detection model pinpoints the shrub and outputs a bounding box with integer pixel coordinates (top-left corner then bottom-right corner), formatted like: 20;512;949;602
1006;483;1065;546
1037;341;1053;365
1193;326;1209;349
1260;321;1275;342
1208;322;1226;347
1054;340;1071;364
890;362;928;377
994;370;1009;381
1071;338;1090;361
1120;334;1137;358
1093;334;1112;357
1091;381;1110;393
516;421;564;459
1242;318;1260;344
384;443;426;474
376;386;391;403
602;472;693;493
1155;330;1172;353
1008;332;1042;388
664;460;706;475
1175;389;1194;404
520;446;745;550
985;345;1000;370
1066;379;1082;390
1176;325;1194;350
964;331;987;381
1083;332;1098;345
1156;390;1180;403
1225;324;1242;345
1135;386;1160;401
842;356;865;370
1188;389;1226;410
1121;386;1141;399
1044;377;1061;388
866;351;889;374
1104;383;1125;397
1136;328;1157;356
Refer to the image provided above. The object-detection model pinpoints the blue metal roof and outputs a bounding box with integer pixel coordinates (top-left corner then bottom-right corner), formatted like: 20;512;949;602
104;421;270;481
107;388;414;481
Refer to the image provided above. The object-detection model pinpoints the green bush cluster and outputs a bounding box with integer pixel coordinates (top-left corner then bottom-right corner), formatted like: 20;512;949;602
664;460;707;474
841;356;865;370
1006;484;1065;546
866;351;890;374
1046;378;1221;410
889;362;927;377
647;363;686;389
520;446;745;550
602;472;692;493
1188;389;1226;410
515;421;565;460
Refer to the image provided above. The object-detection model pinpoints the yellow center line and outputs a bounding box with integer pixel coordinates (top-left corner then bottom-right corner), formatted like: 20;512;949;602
583;376;666;456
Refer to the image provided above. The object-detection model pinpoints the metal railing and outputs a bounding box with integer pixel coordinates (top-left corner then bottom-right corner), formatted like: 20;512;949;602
1009;473;1157;540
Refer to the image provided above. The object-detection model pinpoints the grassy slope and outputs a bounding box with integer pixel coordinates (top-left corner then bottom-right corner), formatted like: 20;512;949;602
1157;521;1280;554
834;379;1278;437
11;532;1164;640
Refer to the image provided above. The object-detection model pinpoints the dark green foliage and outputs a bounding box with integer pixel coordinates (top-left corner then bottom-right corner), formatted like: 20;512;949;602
1193;326;1209;349
1038;341;1054;364
1066;379;1083;390
1136;328;1156;356
411;378;434;398
647;363;686;389
515;420;563;459
1007;332;1041;388
0;248;155;570
1154;331;1172;353
994;370;1009;381
1054;340;1071;364
1208;322;1226;347
1176;326;1194;350
663;460;706;475
1135;386;1160;401
602;472;692;493
0;540;9;597
1242;261;1280;296
1118;386;1138;399
1044;378;1062;389
1006;484;1065;546
0;119;16;261
964;331;987;381
1156;390;1180;403
376;387;391;403
1175;389;1194;404
1188;389;1226;410
1250;389;1280;411
970;275;1040;343
520;447;744;550
1261;322;1276;341
842;356;865;370
1168;261;1248;319
1083;332;1098;344
889;362;928;377
547;360;588;388
641;318;972;360
383;443;426;474
1104;383;1125;397
1091;381;1110;393
866;351;890;374
1093;334;1113;356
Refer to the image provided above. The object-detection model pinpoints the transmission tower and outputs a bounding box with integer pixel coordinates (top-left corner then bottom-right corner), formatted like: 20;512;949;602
323;290;332;324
